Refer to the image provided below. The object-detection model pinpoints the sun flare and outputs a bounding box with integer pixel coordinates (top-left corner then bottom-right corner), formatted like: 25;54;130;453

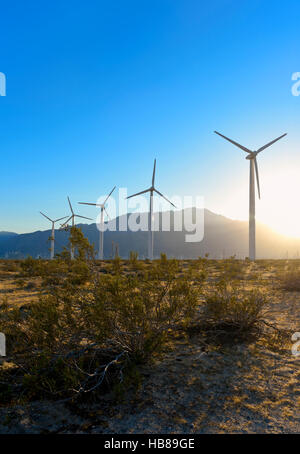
256;167;300;238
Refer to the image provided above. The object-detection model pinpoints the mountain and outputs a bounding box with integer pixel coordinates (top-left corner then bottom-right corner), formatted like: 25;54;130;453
0;209;299;259
0;232;19;256
0;231;18;238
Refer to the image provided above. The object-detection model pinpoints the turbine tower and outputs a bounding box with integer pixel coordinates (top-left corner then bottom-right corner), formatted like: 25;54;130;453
127;159;176;260
40;212;68;259
63;197;92;259
214;131;287;261
78;186;116;260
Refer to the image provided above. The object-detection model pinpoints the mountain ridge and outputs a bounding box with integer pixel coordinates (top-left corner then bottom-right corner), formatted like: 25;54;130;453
1;208;299;259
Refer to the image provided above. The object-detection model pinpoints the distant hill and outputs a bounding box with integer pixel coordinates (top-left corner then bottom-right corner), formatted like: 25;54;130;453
0;209;299;259
0;232;19;256
0;231;18;238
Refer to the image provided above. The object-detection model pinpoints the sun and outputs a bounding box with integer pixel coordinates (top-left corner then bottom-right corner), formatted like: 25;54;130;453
216;159;300;239
256;165;300;238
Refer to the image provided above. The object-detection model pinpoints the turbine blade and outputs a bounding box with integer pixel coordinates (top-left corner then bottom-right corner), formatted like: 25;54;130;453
254;158;261;199
154;189;176;208
152;159;156;186
256;133;287;154
40;211;53;222
214;131;251;153
75;215;93;220
78;202;99;206
61;216;72;227
67;196;74;214
54;216;69;223
126;188;150;199
103;186;116;205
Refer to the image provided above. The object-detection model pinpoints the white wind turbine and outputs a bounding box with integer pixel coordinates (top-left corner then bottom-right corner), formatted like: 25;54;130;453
214;131;287;261
40;212;68;259
62;197;93;260
78;186;116;260
127;159;176;260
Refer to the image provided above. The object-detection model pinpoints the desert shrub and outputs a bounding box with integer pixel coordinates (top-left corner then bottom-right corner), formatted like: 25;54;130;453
280;270;300;291
187;257;208;285
159;252;168;263
17;228;94;289
129;251;139;264
0;263;198;401
128;251;143;272
0;233;200;403
0;260;20;272
67;260;91;286
218;258;249;282
39;259;69;287
109;254;122;275
199;281;267;337
0;287;110;401
20;256;43;276
92;259;198;362
204;282;266;331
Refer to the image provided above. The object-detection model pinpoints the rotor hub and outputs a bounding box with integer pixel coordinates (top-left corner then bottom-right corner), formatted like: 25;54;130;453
246;151;257;160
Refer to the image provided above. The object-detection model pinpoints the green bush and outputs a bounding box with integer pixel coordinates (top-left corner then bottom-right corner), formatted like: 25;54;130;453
201;281;267;334
92;259;198;362
0;235;200;403
20;256;43;276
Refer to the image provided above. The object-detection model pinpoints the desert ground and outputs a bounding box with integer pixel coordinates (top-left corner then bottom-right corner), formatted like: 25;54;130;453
0;258;299;434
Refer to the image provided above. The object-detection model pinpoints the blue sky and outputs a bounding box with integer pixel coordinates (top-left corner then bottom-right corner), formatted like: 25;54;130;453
1;0;300;234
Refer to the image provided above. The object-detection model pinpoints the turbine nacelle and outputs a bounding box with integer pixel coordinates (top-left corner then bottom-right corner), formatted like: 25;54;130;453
245;152;258;160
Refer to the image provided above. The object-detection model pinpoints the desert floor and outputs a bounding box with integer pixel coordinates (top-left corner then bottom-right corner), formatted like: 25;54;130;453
0;259;299;434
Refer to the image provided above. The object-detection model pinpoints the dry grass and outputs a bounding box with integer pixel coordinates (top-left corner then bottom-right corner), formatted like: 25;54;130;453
280;270;300;291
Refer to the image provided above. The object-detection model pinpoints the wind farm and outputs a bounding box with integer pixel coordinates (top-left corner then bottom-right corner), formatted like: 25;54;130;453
1;143;299;435
0;0;299;438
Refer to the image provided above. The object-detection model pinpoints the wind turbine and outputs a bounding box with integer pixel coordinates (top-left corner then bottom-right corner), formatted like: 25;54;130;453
40;212;68;259
63;197;93;259
78;186;116;260
126;159;176;260
214;131;287;261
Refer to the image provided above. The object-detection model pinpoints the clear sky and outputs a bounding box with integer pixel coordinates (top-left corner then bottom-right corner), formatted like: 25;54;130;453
1;0;300;235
